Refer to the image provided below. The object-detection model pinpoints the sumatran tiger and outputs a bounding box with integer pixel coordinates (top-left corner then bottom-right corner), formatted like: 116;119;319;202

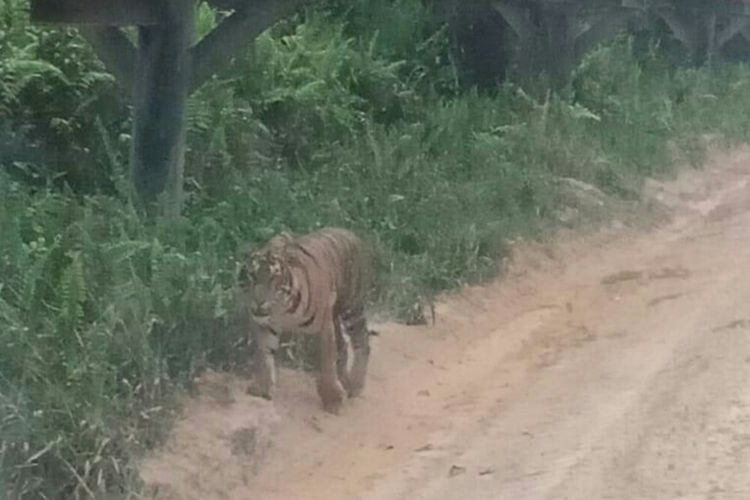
238;227;374;414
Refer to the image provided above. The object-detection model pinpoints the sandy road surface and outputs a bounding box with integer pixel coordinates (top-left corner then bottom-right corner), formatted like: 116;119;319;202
142;148;750;500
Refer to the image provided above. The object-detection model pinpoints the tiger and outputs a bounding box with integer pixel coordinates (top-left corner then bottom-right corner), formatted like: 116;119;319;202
238;227;374;414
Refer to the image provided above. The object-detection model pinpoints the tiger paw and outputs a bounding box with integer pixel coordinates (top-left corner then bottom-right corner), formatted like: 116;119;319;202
317;380;346;414
247;383;272;400
338;374;354;396
346;381;365;399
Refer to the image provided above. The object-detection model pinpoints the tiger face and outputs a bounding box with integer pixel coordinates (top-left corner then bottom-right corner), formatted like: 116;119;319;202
240;253;280;312
239;238;295;318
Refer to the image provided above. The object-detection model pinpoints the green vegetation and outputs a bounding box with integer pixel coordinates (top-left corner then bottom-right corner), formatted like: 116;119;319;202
3;0;750;496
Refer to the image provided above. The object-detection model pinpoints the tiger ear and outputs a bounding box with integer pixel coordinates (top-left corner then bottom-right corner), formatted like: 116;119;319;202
269;231;293;251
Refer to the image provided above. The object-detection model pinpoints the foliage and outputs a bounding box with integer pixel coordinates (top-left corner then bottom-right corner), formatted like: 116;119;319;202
0;176;247;497
0;0;128;192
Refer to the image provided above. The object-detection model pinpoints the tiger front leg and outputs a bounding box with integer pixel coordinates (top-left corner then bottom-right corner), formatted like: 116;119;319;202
247;323;279;400
317;313;346;414
346;310;371;398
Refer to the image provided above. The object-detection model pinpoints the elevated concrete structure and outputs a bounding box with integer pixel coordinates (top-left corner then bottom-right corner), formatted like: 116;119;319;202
492;0;750;85
31;0;310;213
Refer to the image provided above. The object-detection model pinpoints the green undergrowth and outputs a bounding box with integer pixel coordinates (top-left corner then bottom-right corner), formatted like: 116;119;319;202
4;1;750;496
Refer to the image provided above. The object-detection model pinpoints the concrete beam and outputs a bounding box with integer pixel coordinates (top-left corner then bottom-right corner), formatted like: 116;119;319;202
493;0;635;87
656;1;750;65
190;0;311;92
31;0;160;25
130;0;193;213
77;27;135;94
716;16;750;49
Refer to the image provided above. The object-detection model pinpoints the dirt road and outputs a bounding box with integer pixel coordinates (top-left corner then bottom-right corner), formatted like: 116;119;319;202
142;148;750;500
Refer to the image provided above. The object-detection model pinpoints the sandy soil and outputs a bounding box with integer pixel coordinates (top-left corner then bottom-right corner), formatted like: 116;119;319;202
140;147;750;500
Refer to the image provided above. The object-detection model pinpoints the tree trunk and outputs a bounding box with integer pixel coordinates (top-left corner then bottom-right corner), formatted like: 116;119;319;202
541;3;579;89
492;1;541;84
131;0;194;216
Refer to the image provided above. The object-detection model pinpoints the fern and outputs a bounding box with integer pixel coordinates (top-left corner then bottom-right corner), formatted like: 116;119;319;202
17;252;47;315
59;251;86;339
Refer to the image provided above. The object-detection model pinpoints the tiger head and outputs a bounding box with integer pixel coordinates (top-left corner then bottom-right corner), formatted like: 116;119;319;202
238;233;294;315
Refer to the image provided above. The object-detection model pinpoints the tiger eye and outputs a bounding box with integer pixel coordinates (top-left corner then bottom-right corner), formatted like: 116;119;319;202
269;259;282;275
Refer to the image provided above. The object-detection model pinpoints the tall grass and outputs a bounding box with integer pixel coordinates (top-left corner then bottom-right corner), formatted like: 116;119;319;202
4;1;750;496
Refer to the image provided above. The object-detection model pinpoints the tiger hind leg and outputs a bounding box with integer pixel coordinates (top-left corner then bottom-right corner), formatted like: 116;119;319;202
335;317;352;395
342;306;370;398
317;309;346;414
247;324;278;400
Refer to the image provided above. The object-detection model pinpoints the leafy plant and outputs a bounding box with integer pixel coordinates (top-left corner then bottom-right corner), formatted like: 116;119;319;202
0;0;128;191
